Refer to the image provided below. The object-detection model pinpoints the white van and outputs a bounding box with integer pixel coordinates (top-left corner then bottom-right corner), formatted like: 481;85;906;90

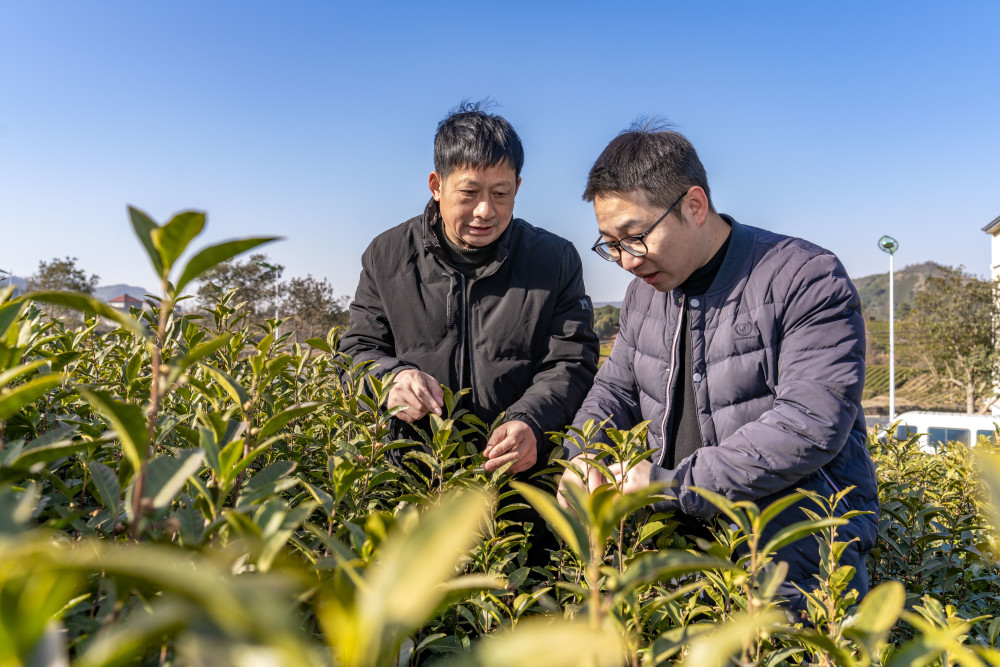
889;411;999;452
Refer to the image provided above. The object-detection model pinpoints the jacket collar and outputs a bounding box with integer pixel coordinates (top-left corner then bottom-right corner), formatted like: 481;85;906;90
701;214;755;296
419;197;514;265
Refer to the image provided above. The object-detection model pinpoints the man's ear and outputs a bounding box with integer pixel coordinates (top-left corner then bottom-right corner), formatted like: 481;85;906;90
686;186;710;225
515;176;522;195
429;171;443;201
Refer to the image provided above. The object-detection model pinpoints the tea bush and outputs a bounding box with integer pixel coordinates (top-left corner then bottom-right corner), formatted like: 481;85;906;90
2;207;1000;666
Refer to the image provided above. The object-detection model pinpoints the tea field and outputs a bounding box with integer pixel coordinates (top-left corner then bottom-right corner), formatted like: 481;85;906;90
3;209;1000;666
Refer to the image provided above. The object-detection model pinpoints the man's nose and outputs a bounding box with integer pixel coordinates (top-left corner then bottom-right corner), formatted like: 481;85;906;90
619;250;643;272
474;198;495;221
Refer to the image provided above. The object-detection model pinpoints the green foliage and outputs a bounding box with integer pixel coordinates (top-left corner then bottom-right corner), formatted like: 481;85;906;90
903;265;999;413
25;256;100;295
593;304;620;339
854;260;939;322
3;208;1000;665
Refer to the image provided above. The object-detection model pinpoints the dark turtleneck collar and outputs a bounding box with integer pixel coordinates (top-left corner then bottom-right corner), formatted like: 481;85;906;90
428;202;509;277
678;228;732;297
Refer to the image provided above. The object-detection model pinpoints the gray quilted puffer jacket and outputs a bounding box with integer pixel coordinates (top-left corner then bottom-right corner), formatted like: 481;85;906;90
568;216;879;609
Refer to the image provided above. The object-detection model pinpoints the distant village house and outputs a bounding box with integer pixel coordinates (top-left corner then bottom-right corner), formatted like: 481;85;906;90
985;214;1000;282
108;294;146;311
985;214;1000;417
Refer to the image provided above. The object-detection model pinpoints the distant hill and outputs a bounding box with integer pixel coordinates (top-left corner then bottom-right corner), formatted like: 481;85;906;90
852;261;941;321
1;276;150;302
0;275;26;295
94;284;151;301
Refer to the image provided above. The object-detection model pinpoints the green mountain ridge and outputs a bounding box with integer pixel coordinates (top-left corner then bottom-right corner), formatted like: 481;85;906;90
853;260;941;321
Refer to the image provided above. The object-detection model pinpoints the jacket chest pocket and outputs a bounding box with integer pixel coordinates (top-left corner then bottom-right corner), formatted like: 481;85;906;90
473;291;547;361
729;318;765;358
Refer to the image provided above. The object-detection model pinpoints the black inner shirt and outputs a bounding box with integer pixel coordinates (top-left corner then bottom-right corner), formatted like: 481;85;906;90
667;232;731;468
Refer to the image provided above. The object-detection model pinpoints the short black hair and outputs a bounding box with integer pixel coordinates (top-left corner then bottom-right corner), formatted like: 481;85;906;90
583;119;713;210
434;100;524;179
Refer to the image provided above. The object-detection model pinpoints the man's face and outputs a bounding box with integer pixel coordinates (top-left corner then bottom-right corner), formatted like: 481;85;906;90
429;163;521;248
593;189;706;292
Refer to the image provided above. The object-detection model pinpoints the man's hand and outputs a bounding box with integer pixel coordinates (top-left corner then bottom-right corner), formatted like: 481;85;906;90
608;458;653;494
483;420;537;474
387;369;444;423
556;454;608;509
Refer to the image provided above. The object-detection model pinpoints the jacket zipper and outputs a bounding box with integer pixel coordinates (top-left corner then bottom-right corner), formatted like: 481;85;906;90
818;467;852;511
445;273;455;331
458;273;479;407
658;294;685;466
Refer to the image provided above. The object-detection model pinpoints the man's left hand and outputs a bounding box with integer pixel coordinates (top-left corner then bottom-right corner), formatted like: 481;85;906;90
608;458;652;494
484;420;537;474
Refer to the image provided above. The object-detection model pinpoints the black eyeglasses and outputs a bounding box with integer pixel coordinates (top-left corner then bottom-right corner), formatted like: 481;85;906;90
591;190;688;262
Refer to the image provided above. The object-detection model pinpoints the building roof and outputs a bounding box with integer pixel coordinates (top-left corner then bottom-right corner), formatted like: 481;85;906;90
108;294;144;304
984;214;1000;235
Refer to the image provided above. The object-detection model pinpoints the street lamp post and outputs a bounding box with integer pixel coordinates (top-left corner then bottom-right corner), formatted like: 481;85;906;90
253;260;280;335
878;235;900;421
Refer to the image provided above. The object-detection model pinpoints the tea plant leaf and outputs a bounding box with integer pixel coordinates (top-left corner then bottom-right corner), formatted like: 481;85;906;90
9;433;112;470
237;461;298;508
129;205;165;277
613;550;739;603
170;334;232;380
511;482;589;563
451;617;625;667
73;599;189;667
174;237;281;295
975;450;1000;532
762;517;846;556
258;402;323;440
305;337;333;354
843;580;904;658
200;363;251;413
176;500;206;547
89;461;121;513
0;373;65;422
0;359;48;389
322;488;490;666
758;491;805;530
150;210;205;277
144;450;206;510
257;499;317;572
78;388;150;472
681;609;785;666
26;291;150;342
0;299;27;338
0;483;42;533
690;487;751;534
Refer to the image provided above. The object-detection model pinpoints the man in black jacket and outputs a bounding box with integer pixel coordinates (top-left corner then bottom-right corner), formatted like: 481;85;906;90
341;102;599;475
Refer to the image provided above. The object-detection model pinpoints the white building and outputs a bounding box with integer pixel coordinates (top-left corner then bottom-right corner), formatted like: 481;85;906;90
986;214;1000;416
986;215;1000;281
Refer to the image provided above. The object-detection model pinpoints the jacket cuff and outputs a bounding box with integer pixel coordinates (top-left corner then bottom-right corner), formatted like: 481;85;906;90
504;413;546;458
649;464;682;513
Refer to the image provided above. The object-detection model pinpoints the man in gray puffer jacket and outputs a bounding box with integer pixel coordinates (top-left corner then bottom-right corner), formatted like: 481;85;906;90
557;122;878;614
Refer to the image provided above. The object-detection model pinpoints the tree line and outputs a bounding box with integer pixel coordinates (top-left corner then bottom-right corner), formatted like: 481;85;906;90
23;254;351;345
22;257;1000;414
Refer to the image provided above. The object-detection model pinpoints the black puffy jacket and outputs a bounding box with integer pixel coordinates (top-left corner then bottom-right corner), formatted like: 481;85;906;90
341;200;600;451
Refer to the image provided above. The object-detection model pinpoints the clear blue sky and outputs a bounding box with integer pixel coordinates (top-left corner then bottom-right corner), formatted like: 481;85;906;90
2;1;998;303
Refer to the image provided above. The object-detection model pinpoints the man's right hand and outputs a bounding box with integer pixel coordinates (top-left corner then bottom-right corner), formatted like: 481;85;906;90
556;454;608;509
387;369;444;422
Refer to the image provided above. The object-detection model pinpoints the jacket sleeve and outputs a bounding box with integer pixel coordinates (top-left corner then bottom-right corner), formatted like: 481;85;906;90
562;280;644;459
650;252;866;517
503;244;600;452
339;243;416;382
